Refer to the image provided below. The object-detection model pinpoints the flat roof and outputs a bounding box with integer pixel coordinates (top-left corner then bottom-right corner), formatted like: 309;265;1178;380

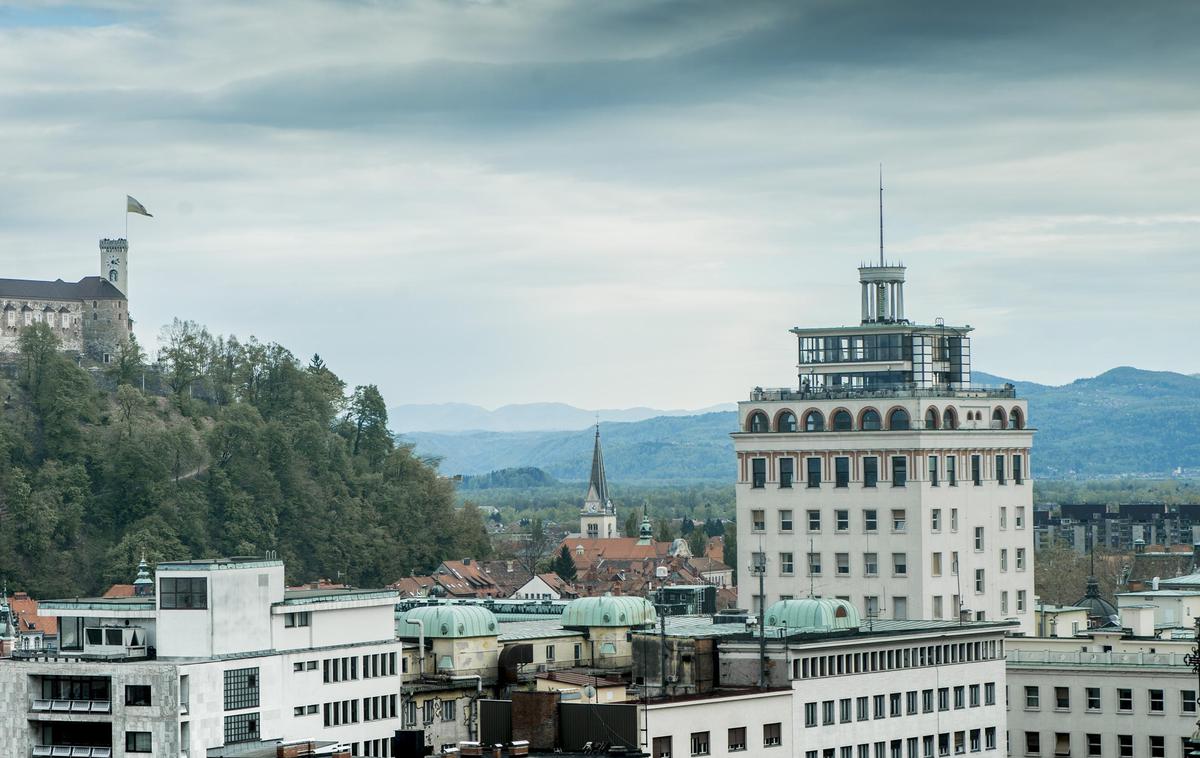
789;323;972;336
40;597;155;612
279;588;398;606
158;557;283;571
497;619;582;642
645;616;1016;641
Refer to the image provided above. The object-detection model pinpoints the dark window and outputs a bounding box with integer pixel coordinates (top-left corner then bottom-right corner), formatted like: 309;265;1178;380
41;676;110;701
888;409;910;430
925;408;939;429
928;455;939;486
780;458;794;488
835;457;850;488
805;411;825;431
224;667;260;711
160;577;208;610
833;410;852;431
891;457;907;487
862;409;882;431
125;732;152;753
125;685;151;706
752;458;766;488
779;412;797;432
807;458;821;488
224;712;260;744
749;412;769;433
1013;455;1024;484
947;456;957;486
1010;408;1023;429
864;457;878;487
971;455;981;486
996;456;1006;485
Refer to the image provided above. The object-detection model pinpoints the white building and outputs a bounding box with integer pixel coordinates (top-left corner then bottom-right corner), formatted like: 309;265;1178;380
734;262;1035;631
1006;631;1199;758
0;557;403;758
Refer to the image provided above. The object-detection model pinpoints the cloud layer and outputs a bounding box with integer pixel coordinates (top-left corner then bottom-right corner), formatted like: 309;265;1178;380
3;0;1198;408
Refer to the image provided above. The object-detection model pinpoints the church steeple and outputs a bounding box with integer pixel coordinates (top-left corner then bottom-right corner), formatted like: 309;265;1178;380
580;424;618;538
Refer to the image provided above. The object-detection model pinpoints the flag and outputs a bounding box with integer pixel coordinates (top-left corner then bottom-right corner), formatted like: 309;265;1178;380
127;195;153;217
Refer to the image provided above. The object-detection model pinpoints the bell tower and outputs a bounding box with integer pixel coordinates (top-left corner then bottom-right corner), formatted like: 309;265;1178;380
579;425;618;538
99;238;129;296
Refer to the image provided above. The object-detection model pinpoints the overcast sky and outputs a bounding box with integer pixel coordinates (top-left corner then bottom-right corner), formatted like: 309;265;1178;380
3;1;1198;410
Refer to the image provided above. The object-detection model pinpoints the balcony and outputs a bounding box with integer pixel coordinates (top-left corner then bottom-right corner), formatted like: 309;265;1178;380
748;383;1016;402
31;700;112;714
32;748;112;758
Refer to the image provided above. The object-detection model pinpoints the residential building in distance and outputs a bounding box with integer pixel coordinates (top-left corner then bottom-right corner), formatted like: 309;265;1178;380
1035;503;1200;554
734;262;1035;630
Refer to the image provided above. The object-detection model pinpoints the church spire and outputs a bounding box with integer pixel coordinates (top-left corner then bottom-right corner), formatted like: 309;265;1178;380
584;424;611;514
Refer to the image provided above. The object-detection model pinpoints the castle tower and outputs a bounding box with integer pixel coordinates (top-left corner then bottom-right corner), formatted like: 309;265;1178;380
99;238;129;296
580;425;618;539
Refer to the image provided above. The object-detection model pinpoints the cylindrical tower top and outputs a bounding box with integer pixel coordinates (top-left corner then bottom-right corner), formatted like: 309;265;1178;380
858;264;906;324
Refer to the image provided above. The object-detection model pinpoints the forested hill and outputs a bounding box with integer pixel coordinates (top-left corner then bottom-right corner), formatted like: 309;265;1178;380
0;321;490;599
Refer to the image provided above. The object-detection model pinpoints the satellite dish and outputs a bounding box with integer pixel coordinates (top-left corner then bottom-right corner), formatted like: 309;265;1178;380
583;685;597;700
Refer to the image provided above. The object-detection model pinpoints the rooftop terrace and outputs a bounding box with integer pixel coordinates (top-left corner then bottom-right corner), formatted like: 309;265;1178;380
748;383;1016;403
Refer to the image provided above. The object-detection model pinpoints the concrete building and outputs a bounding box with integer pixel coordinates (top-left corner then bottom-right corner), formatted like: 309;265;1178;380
734;262;1035;631
0;557;402;757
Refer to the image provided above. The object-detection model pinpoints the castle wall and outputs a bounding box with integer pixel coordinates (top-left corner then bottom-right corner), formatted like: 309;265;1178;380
80;297;132;361
0;298;84;353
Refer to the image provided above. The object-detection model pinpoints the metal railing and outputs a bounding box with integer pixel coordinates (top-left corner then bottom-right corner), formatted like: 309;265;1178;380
749;383;1017;402
1007;649;1190;668
31;699;112;714
32;748;112;758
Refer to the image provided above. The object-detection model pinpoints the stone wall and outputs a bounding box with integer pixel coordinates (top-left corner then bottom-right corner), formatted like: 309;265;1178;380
0;298;84;353
80;297;132;361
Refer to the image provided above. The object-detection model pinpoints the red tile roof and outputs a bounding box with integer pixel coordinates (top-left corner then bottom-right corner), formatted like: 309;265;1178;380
8;592;57;636
102;584;137;598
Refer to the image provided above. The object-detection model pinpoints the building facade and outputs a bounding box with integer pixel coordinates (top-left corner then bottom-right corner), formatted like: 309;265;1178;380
734;263;1035;631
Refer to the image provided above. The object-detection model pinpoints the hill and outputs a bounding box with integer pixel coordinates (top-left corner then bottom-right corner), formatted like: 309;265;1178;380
389;400;735;432
405;367;1200;480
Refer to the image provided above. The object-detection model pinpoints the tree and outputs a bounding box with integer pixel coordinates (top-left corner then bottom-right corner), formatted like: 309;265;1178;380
655;518;674;543
624;511;639;538
18;322;60;397
157;319;212;407
552;544;577;582
686;528;706;558
517;518;554;577
106;333;145;386
346;384;391;464
723;522;738;585
704;517;725;537
680;516;695;536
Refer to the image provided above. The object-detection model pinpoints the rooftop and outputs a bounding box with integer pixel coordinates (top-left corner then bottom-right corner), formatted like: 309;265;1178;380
497;619;581;642
158;557;283;571
746;383;1016;403
277;588;398;606
1008;648;1193;670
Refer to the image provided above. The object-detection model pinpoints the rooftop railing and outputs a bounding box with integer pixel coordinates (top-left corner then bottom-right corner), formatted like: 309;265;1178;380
31;699;112;714
1007;649;1189;668
749;383;1017;402
32;748;112;758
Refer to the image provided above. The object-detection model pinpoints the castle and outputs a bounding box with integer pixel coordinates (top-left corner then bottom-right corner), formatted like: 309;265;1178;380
0;238;133;362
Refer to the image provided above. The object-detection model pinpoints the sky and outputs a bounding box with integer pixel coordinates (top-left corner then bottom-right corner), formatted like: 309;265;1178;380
2;1;1198;410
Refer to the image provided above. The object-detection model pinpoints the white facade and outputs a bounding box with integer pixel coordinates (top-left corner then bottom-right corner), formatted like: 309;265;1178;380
1006;633;1199;758
735;264;1034;632
646;690;794;757
0;558;403;758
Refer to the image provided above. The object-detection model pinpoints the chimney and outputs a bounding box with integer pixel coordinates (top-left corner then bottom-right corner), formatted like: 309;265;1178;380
1152;576;1160;591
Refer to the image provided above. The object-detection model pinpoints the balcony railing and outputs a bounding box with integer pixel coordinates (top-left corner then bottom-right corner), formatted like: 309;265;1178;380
32;748;112;758
1007;649;1190;668
31;699;112;714
749;383;1017;402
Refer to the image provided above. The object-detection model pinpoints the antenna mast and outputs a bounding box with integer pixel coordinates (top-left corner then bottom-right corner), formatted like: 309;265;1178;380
879;163;885;267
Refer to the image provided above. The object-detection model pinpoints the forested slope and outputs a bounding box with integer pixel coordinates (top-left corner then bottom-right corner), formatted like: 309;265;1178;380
0;321;489;598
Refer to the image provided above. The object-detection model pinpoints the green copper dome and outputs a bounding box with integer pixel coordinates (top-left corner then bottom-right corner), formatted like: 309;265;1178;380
562;596;657;629
399;604;498;639
765;597;860;632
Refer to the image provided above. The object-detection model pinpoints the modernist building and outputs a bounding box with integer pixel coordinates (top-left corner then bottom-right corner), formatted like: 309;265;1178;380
734;262;1035;630
0;557;403;757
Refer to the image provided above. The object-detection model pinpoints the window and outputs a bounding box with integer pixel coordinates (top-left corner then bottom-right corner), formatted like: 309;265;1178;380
1182;690;1196;714
892;509;907;532
836;457;850;487
778;509;793;532
443;699;456;722
890;692;902;717
728;727;747;752
833;409;853;430
1118;689;1132;711
653;737;672;758
842;698;854;722
1017;590;1026;612
1118;735;1132;758
954;686;965;709
748;412;768;433
892;456;907;486
858;696;870;721
808;552;822;576
1055;687;1069;709
1000;549;1008;571
932;552;943;576
752;510;765;532
874;695;885;719
1000;507;1007;529
939;688;950;711
1016;507;1026;528
780;553;794;575
969;684;980;707
224;712;260;744
971;455;982;486
836;510;850;531
545;644;555;661
862;409;882;430
573;644;582;661
1014;454;1024;484
893;553;908;576
889;409;910;430
1086;735;1101;757
1054;734;1070;757
1016;548;1026;570
865;596;879;617
928;455;939;486
763;723;782;747
1150;736;1164;758
808;510;821;531
947;455;957;486
1025;732;1039;756
952;551;959;575
923;689;934;713
864;457;878;487
752;458;767;488
1086;687;1100;710
985;683;995;705
933;595;944;618
907;690;918;715
892;596;907;620
864;509;878;532
125;685;151;706
864;553;879;576
807;458;821;487
824;700;836;724
836;553;850;575
224;668;260;711
985;728;996;751
805;702;817;727
160;576;208;609
284;611;310;627
751;552;766;573
1149;689;1164;712
974;569;985;593
779;412;797;432
931;508;941;531
970;731;981;753
995;455;1006;485
950;508;958;531
780;457;794;488
1025;686;1040;709
805;411;825;431
125;733;152;754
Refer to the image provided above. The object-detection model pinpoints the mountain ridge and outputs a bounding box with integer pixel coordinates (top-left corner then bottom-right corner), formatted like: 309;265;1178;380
389;400;736;433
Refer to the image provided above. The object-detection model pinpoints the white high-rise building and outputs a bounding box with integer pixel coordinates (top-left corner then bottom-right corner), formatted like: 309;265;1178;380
734;262;1035;632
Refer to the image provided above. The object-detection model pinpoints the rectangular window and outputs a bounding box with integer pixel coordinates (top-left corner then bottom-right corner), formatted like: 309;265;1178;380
805;702;817;727
807;457;822;487
974;569;985;593
857;696;869;721
443;699;456;722
691;731;710;756
224;667;260;711
1016;548;1027;570
1150;736;1164;758
836;457;850;487
970;730;980;753
923;689;934;713
1086;735;1101;758
1149;689;1164;712
808;510;821;531
1025;686;1039;709
824;700;837;725
892;596;907;620
907;691;918;715
764;723;782;747
777;509;793;532
125;685;151;706
864;553;879;576
939;688;949;711
1086;687;1100;711
892;456;907;486
893;553;908;576
1118;689;1133;711
1055;687;1069;709
752;458;767;488
933;595;944;618
864;457;878;487
1054;734;1069;758
780;553;794;575
752;510;765;532
974;527;984;551
954;686;965;709
932;552;943;576
125;733;152;754
890;692;902;717
971;455;982;486
874;695;885;719
995;455;1006;484
808;552;822;576
728;727;747;752
1025;732;1039;756
892;509;907;532
841;698;854;723
1000;507;1007;529
1001;591;1009;615
1182;690;1196;714
836;553;850;575
1017;590;1026;612
1118;735;1132;758
224;712;260;744
545;644;555;661
969;684;980;707
985;683;995;705
1000;549;1008;572
931;508;941;531
952;552;959;575
985;728;996;751
951;508;958;531
159;576;208;610
947;455;957;486
780;457;794;488
928;455;939;486
1014;454;1024;484
1016;507;1026;528
653;737;672;758
835;509;850;532
864;509;878;532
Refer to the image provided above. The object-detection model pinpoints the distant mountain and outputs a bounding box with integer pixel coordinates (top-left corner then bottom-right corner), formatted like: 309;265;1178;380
400;368;1200;480
389;401;735;432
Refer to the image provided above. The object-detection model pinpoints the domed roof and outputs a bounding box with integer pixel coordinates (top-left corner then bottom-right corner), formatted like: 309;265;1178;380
399;604;498;639
1074;577;1119;627
562;595;657;629
765;597;861;632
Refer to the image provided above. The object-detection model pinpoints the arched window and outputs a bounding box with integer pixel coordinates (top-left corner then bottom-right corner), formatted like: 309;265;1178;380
861;409;881;431
1009;407;1023;430
991;408;1006;429
778;411;797;433
943;407;958;430
925;408;940;430
888;409;911;430
748;411;769;433
832;410;852;431
804;411;825;432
